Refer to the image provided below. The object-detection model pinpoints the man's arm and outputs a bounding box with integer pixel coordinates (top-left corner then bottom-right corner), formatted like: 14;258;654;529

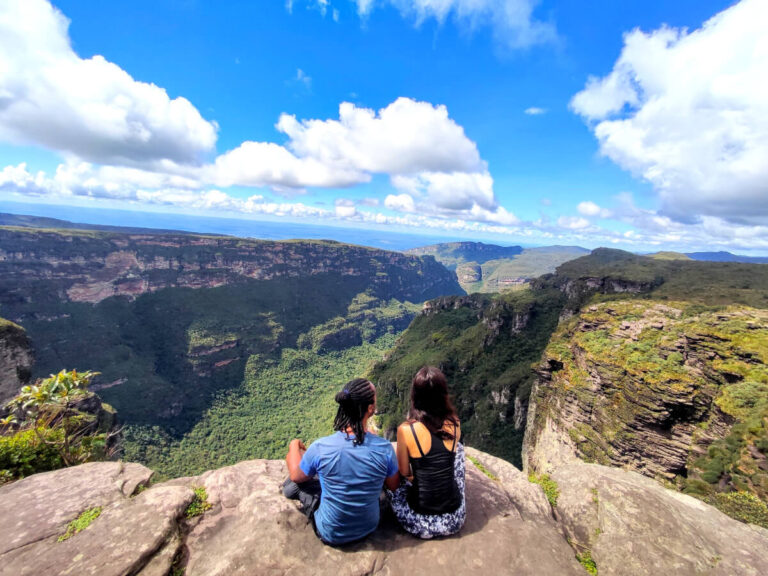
385;471;400;491
286;438;312;483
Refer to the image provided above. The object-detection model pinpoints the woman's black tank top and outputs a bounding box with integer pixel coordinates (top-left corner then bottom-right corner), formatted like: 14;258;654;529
407;422;461;515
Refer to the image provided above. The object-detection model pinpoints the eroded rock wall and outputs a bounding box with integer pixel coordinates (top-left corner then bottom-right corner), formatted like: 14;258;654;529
0;318;32;408
524;301;768;501
0;228;462;308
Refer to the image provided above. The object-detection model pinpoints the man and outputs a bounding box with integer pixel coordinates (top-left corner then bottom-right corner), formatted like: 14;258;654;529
284;378;400;545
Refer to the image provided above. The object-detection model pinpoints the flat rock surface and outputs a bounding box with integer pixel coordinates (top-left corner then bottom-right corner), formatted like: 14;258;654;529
171;455;582;576
0;461;152;557
1;485;194;576
3;452;765;575
552;461;768;576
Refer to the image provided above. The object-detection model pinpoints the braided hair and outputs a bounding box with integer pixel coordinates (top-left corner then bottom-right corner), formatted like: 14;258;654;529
333;378;375;446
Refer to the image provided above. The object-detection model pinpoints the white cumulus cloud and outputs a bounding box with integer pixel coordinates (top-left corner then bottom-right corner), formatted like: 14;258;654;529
276;98;484;176
385;193;417;213
571;0;768;225
0;0;218;166
577;201;611;218
524;107;547;115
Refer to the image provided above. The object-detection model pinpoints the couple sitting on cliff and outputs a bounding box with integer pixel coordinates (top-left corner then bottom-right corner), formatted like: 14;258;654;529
283;366;465;546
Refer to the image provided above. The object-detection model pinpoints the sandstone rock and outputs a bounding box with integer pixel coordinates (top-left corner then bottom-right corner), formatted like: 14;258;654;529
166;456;582;576
551;461;768;576
0;228;462;305
0;461;152;557
0;483;193;576
523;302;768;489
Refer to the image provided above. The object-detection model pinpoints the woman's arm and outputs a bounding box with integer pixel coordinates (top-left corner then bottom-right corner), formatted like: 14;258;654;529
395;425;413;481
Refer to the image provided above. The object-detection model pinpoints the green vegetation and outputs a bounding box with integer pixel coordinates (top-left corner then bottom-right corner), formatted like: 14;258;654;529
576;550;598;575
0;427;64;483
548;248;768;309
122;298;404;478
529;472;559;507
709;491;768;529
649;251;691;261
58;507;102;542
372;288;564;466
185;487;212;518
1;370;112;482
467;455;498;481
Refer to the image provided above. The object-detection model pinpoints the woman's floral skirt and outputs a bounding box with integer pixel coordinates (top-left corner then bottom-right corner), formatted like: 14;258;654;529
388;442;466;539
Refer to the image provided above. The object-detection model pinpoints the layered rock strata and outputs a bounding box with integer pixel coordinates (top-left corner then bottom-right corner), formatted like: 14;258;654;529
524;301;768;499
0;228;462;308
0;318;33;408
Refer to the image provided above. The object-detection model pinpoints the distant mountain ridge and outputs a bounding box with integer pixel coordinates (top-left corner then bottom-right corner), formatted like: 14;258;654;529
686;251;768;264
0;211;197;236
406;241;589;292
405;241;525;268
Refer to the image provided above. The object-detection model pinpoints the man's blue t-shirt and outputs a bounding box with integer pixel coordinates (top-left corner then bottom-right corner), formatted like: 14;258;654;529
300;431;398;545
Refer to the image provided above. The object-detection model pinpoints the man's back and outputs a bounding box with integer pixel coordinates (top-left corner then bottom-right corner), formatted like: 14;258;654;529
300;431;398;545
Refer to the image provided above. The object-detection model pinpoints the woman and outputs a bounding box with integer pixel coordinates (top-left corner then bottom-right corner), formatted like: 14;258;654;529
390;365;466;539
284;378;400;546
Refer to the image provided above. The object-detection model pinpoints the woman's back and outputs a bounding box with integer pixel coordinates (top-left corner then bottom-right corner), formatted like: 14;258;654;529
399;419;461;515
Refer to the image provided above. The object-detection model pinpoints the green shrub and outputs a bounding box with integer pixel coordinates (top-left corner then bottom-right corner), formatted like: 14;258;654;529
185;486;212;518
711;491;768;528
467;455;498;481
0;426;64;481
5;369;107;469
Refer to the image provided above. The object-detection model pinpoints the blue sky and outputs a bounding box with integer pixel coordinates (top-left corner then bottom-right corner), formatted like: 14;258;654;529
1;0;767;253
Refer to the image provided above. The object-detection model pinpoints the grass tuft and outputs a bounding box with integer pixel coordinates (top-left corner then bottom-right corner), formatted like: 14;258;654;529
529;472;560;508
576;550;598;575
58;507;102;542
467;455;498;481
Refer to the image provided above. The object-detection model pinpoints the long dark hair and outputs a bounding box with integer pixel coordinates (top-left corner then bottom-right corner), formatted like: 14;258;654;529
333;378;375;446
408;366;459;440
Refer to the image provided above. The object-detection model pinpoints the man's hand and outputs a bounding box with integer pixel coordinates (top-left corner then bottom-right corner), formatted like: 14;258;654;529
286;438;311;483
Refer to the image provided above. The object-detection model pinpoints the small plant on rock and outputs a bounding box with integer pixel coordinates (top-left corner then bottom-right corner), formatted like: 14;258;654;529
185;486;212;518
576;550;598;575
467;455;498;481
58;506;102;542
529;472;560;508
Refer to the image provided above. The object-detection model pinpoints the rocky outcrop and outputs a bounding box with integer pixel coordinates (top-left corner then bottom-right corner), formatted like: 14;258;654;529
524;300;768;509
0;318;33;408
2;449;767;575
552;461;768;575
0;228;462;308
456;262;482;283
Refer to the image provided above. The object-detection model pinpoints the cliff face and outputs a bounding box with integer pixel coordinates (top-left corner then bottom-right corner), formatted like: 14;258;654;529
0;318;33;408
0;228;462;307
1;449;766;576
0;227;462;439
524;301;768;507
